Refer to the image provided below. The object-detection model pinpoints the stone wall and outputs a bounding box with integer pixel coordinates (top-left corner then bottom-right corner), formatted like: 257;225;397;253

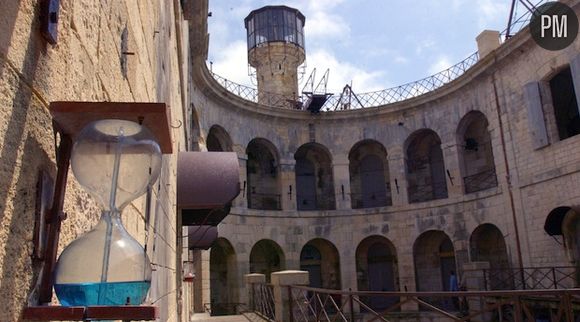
188;0;580;311
0;1;191;321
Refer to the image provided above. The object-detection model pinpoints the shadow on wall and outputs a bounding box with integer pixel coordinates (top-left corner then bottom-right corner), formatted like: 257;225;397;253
0;2;47;319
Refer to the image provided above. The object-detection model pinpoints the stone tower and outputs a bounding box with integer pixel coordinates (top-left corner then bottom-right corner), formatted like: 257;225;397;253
245;6;306;107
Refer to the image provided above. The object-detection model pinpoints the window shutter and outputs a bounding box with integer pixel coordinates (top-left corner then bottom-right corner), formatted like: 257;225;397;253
524;81;549;149
569;54;580;116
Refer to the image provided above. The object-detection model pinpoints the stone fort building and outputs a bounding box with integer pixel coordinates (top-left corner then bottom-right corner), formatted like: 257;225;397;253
188;0;580;315
1;0;580;321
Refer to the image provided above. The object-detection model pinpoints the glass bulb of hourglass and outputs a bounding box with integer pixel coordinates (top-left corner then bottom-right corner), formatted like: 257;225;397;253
54;119;162;306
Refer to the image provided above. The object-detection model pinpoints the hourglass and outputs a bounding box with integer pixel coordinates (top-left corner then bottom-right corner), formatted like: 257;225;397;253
54;119;162;306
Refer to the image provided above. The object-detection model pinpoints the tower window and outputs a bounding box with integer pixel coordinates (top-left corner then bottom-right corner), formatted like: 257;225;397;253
549;67;580;140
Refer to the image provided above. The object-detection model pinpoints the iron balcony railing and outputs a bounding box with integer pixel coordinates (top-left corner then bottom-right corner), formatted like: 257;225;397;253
408;181;448;203
250;283;276;322
464;168;498;194
249;192;282;210
285;285;580;322
350;190;392;209
483;266;577;291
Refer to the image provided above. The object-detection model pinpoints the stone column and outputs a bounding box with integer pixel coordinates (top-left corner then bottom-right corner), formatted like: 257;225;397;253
332;155;351;210
387;150;408;206
244;273;266;312
279;159;296;211
476;30;500;59
271;270;309;322
443;144;463;198
236;152;248;208
463;262;491;322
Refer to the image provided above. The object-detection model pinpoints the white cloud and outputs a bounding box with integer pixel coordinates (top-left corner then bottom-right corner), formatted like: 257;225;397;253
305;10;350;40
305;49;386;93
428;56;452;74
210;40;253;87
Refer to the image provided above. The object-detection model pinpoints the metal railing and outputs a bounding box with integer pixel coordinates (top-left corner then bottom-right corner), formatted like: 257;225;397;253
483;266;578;291
297;194;336;211
249;192;282;210
209;51;479;111
286;286;580;322
204;302;245;316
250;283;276;321
350;190;392;209
464;168;498;194
408;180;448;203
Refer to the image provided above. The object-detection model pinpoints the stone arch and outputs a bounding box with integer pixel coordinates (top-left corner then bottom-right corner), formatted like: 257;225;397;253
249;239;286;282
349;140;392;209
210;238;238;315
247;138;282;210
470;224;511;290
207;125;233;152
294;143;335;210
413;230;456;292
299;238;341;290
457;111;497;193
190;105;202;151
356;235;399;311
405;129;448;203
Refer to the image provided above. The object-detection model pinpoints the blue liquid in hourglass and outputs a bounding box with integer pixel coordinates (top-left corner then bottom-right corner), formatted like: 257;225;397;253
54;281;150;306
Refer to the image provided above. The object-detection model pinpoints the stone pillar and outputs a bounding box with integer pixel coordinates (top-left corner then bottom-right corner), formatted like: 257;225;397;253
476;30;500;59
271;270;309;322
443;144;464;198
387;150;408;206
236;152;248;208
245;273;266;312
279;159;296;211
463;262;491;322
332;155;351;210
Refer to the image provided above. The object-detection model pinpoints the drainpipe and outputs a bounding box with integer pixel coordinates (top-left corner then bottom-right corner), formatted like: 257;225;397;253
490;63;525;281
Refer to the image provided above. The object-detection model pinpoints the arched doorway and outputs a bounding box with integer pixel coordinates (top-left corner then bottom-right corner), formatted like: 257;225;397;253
457;111;497;193
294;143;335;210
405;129;448;203
209;238;238;315
299;238;341;290
356;236;399;310
247;138;281;210
470;224;510;289
414;231;456;309
349;140;392;208
249;239;285;282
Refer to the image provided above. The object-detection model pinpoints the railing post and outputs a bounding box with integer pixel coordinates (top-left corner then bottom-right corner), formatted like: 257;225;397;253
288;286;294;322
463;262;491;322
244;273;266;313
271;270;309;322
349;288;354;321
553;267;558;289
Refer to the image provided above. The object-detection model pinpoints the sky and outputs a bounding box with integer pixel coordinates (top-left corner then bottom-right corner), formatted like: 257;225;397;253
207;0;534;94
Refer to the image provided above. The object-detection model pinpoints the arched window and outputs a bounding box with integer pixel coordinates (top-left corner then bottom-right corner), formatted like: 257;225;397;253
457;111;497;193
210;238;238;315
249;239;285;282
300;239;341;290
405;130;448;203
294;143;335;210
349;140;391;208
207;125;233;152
247;138;281;210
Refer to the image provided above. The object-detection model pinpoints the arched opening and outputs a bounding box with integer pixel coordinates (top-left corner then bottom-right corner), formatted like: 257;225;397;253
457;111;497;193
414;230;456;309
249;239;286;282
300;238;341;290
545;206;580;287
405;129;448;203
549;66;580;140
470;224;510;289
209;238;238;315
356;236;399;311
207;125;233;152
247;138;281;210
295;143;335;210
349;140;392;209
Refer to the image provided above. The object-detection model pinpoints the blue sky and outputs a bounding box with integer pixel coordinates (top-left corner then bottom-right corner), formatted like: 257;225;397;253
207;0;532;93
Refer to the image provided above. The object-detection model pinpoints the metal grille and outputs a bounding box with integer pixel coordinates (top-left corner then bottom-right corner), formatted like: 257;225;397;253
483;266;577;291
250;283;276;321
464;168;498;194
249;192;282;210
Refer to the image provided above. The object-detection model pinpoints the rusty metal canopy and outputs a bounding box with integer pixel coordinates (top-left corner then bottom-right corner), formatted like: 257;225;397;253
49;101;173;153
187;226;218;250
177;152;240;226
